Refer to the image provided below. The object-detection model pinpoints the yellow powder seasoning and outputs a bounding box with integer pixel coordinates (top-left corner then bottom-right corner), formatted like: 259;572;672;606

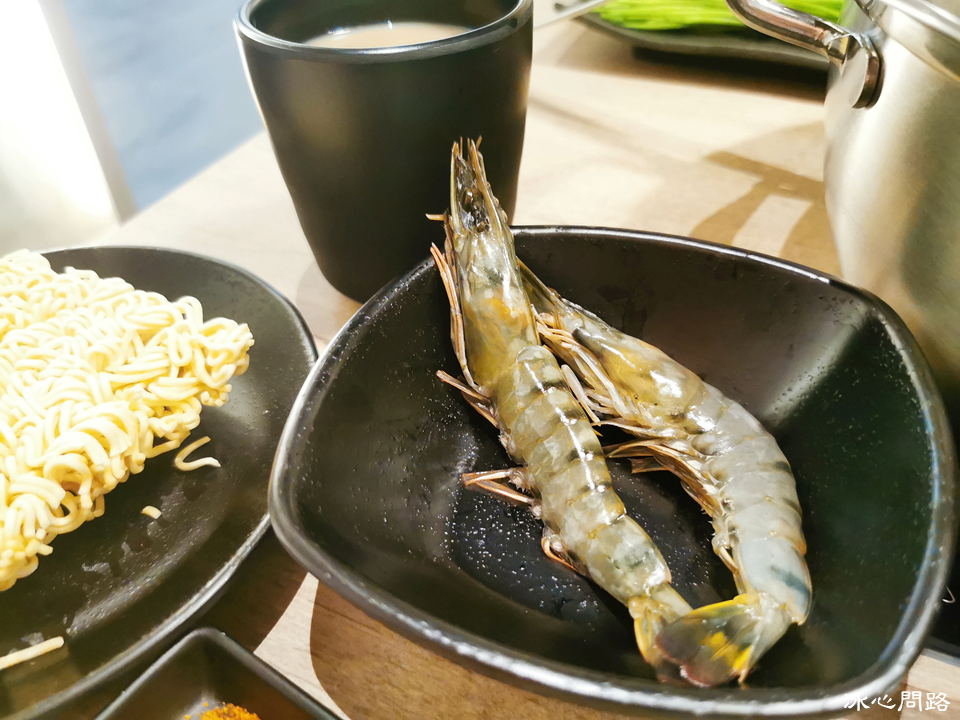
201;704;262;720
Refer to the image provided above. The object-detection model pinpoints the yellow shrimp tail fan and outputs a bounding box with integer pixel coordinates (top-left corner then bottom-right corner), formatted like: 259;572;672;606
628;587;692;684
655;593;791;687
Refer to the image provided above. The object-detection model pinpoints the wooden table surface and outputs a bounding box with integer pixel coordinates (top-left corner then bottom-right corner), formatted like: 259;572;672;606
76;12;960;720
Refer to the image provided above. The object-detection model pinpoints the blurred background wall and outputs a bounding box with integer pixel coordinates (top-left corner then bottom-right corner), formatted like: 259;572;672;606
0;0;115;251
1;0;264;251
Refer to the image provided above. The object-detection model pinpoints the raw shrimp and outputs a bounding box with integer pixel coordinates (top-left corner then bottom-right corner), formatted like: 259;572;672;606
432;140;691;677
520;264;811;687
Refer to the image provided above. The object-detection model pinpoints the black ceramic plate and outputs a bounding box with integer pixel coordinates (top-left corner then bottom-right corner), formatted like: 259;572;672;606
96;628;338;719
270;228;954;717
0;247;317;719
579;13;829;70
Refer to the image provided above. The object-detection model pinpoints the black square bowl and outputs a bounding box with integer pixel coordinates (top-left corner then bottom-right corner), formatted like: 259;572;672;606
269;228;956;717
96;628;338;719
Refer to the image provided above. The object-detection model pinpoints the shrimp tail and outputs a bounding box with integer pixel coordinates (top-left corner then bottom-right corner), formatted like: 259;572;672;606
655;593;791;687
628;587;693;683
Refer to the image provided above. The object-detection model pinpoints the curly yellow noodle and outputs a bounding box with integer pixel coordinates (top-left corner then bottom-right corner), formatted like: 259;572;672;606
0;250;254;591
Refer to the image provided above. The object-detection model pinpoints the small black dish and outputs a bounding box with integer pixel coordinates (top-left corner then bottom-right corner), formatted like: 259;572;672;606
1;247;317;719
96;628;338;719
269;227;955;717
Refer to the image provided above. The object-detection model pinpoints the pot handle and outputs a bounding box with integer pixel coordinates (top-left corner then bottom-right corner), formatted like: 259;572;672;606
724;0;882;106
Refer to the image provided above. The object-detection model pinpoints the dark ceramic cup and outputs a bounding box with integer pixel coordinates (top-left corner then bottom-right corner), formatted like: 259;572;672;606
236;0;533;302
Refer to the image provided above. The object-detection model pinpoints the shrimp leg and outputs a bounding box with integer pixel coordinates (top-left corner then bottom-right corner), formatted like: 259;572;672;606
462;469;533;505
461;467;581;574
437;370;499;428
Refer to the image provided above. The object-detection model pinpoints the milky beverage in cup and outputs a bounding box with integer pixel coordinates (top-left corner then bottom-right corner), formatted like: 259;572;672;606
307;21;472;48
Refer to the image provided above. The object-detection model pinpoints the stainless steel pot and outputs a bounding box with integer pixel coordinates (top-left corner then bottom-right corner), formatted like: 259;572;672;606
725;0;960;417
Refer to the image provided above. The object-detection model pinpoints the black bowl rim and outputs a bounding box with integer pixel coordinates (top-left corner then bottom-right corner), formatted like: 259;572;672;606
94;627;338;719
235;0;533;62
15;245;318;720
269;226;956;717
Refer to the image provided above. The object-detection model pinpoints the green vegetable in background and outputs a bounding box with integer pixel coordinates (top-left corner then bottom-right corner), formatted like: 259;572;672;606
594;0;842;31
